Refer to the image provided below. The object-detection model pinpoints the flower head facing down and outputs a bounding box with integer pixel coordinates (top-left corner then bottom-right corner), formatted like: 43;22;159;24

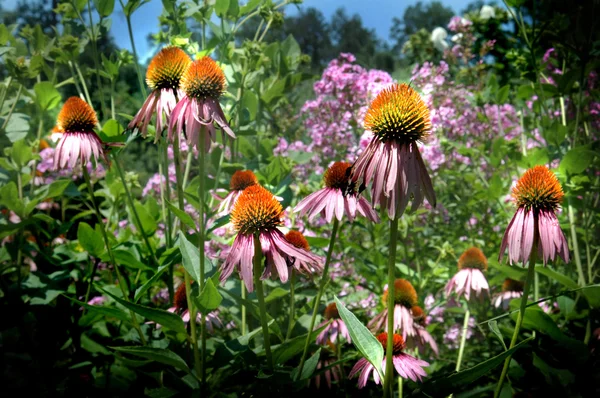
295;161;379;223
231;185;283;235
411;305;425;326
168;57;235;149
350;83;436;219
317;303;351;345
54;97;107;170
493;278;524;309
349;332;429;388
220;186;322;292
446;247;490;300
217;170;259;215
165;282;223;332
284;230;310;251
499;166;569;266
383;278;418;309
146;46;191;90
174;280;189;311
129;47;192;139
181;56;226;100
369;279;418;337
503;278;524;293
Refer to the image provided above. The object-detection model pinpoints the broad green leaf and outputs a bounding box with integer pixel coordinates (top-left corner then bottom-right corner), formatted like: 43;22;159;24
560;146;596;175
291;348;321;381
242;90;258;120
102;119;124;137
582;286;600;308
131;201;157;236
214;0;230;16
112;346;190;372
103;289;187;334
77;222;105;257
227;0;239;18
109;249;153;271
11;139;34;167
488;320;507;350
262;78;287;104
239;0;261;14
34;81;61;110
66;296;130;322
94;0;115;17
5;113;30;142
265;287;288;303
168;201;197;232
271;323;328;365
334;296;383;380
178;231;200;282
496;85;510;104
536;266;578;289
44;179;73;199
417;338;532;395
195;278;222;313
134;264;169;302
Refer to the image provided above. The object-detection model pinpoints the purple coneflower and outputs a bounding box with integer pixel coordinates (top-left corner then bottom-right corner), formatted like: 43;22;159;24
406;305;439;356
349;332;428;388
164;282;223;333
316;303;351;345
445;247;490;300
217;170;258;216
295;161;379;223
349;83;436;219
493;278;524;309
313;342;343;389
128;46;191;140
499;165;569;266
53;97;107;170
168;56;236;150
368;279;418;338
219;185;322;292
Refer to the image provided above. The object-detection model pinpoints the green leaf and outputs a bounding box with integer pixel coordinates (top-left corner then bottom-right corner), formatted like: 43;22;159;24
239;0;261;14
135;265;169;302
10;139;34;168
4;113;30;142
168;201;197;232
272;323;328;365
102;119;124;137
535;266;578;289
109;249;153;271
214;0;230;16
77;222;105;257
66;296;130;322
582;286;600;308
131;201;157;236
34;81;61;111
416;337;532;395
242;90;258;120
102;289;187;334
44;179;73;199
496;85;510;104
112;346;190;373
265;287;288;303
178;231;200;282
94;0;115;17
559;146;596;175
488;320;507;350
334;296;383;381
195;278;222;313
291;348;321;381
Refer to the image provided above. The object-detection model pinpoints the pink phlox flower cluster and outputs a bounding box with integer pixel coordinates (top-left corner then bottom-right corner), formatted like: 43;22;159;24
443;316;476;349
35;147;106;186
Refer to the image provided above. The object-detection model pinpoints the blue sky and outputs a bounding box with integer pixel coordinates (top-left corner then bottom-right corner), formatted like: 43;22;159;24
5;0;473;61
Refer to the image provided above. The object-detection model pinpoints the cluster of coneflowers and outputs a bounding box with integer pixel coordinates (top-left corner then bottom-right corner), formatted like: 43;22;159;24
46;43;571;395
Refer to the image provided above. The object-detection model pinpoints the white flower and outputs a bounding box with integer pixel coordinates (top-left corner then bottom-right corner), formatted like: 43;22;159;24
431;27;448;51
480;5;496;20
451;33;463;43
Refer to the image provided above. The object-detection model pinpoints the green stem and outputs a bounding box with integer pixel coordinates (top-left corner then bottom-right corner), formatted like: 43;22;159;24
86;0;107;118
1;84;22;130
285;270;296;340
398;376;403;398
383;217;399;398
241;283;247;335
297;218;340;379
113;154;159;268
567;202;586;286
494;240;537;398
74;63;93;106
198;129;207;385
253;234;273;370
0;76;12;113
159;142;174;303
82;166;147;345
173;135;201;376
121;1;147;98
455;308;470;372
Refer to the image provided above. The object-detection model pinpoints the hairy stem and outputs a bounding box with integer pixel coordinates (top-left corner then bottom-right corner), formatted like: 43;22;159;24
383;217;399;398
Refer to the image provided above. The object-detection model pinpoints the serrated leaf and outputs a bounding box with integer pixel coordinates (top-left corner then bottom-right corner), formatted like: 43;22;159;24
334;296;383;381
112;346;190;372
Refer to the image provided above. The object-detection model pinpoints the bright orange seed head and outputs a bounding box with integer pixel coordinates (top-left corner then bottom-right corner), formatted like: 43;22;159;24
512;165;563;212
458;247;488;270
146;46;192;90
502;278;524;293
230;185;283;234
324;302;340;320
411;305;425;323
324;161;353;190
285;230;310;251
364;83;431;144
57;97;97;133
181;57;226;100
382;278;418;308
230;170;258;191
376;332;405;355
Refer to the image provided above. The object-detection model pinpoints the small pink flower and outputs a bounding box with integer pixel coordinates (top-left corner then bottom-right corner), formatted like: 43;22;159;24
445;247;490;300
316;303;351;345
493;279;524;309
368;279;418;339
217;170;258;216
349;333;428;388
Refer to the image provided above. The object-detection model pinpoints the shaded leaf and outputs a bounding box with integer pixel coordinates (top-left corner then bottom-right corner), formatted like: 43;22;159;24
112;346;190;373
